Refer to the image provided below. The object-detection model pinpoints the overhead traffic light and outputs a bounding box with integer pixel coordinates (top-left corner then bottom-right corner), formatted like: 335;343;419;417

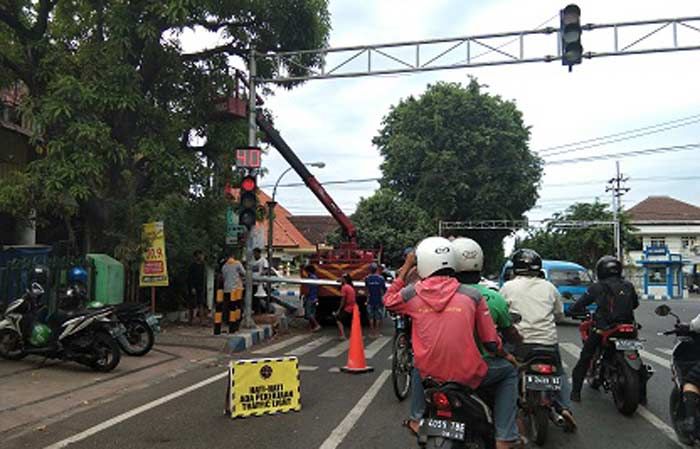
560;4;583;71
239;176;257;230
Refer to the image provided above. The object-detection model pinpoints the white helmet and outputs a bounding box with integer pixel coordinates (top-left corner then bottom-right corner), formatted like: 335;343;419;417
452;237;484;273
415;236;456;278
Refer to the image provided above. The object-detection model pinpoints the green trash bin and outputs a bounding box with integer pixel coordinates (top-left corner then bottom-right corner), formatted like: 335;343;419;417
86;254;124;305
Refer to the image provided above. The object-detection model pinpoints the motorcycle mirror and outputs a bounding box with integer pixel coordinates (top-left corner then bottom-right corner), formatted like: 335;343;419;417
509;312;522;324
655;305;671;317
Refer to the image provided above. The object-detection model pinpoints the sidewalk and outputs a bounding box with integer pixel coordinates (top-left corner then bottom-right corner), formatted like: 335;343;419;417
157;322;275;353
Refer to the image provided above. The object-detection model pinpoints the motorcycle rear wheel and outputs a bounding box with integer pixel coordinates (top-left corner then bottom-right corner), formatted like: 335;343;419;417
91;332;121;372
425;436;483;449
118;319;154;357
670;386;695;445
612;358;640;416
0;329;26;360
529;406;549;446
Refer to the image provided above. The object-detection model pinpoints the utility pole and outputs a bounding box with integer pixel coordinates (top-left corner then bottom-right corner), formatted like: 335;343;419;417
606;161;630;261
242;47;257;329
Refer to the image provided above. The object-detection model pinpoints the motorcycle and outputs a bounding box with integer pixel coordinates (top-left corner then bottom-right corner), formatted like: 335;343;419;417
64;284;159;357
419;377;496;449
655;304;700;445
570;312;653;416
517;345;571;446
0;283;123;372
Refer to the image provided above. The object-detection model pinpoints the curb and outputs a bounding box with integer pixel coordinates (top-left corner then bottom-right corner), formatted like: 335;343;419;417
226;324;274;353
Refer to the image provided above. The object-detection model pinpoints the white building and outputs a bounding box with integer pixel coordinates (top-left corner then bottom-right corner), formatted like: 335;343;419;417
626;196;700;299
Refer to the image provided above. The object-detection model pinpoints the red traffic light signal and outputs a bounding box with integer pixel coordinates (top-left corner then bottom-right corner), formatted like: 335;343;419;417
239;176;257;230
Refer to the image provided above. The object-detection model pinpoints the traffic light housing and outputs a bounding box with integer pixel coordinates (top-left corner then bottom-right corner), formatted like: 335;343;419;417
239;176;257;230
560;4;582;71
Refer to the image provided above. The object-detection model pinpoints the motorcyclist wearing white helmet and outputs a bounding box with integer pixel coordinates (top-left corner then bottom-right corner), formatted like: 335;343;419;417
384;237;521;449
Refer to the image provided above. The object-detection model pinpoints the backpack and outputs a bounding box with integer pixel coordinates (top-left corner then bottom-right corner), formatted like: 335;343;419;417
602;279;636;324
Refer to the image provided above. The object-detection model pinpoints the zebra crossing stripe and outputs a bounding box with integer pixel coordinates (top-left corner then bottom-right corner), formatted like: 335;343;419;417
287;336;334;356
251;335;310;354
319;340;350;358
655;347;673;356
639;350;671;369
364;336;391;359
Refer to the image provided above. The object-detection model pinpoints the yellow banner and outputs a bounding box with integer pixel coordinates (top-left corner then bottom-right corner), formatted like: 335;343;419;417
139;221;169;287
228;357;301;418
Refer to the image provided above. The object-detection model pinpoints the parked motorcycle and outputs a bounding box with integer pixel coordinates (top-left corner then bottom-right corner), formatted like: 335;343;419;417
0;283;122;372
655;304;700;445
570;312;653;415
418;378;496;449
64;284;159;357
517;345;571;446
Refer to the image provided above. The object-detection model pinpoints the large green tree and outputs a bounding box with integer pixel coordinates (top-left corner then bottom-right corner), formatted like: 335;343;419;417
349;188;433;268
518;201;639;269
372;79;542;273
0;0;330;305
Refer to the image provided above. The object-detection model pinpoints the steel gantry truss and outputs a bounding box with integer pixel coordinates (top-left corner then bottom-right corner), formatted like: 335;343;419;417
438;220;617;236
256;16;700;83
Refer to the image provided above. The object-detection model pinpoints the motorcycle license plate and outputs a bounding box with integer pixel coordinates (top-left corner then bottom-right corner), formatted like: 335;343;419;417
420;418;466;441
614;339;643;351
525;374;562;391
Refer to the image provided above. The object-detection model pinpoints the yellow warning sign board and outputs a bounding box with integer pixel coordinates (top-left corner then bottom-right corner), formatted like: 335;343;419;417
227;357;301;418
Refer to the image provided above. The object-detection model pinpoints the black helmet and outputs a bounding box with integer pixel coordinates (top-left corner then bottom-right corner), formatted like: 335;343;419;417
511;249;542;276
596;256;622;280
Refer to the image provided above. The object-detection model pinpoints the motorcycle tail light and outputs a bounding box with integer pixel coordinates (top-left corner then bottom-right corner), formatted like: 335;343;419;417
618;324;635;333
432;392;452;418
531;364;556;374
627;353;638;361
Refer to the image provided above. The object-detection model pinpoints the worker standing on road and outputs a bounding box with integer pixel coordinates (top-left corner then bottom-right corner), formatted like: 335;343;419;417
302;265;322;333
500;248;576;429
364;263;387;338
187;250;207;326
384;237;521;449
334;273;356;340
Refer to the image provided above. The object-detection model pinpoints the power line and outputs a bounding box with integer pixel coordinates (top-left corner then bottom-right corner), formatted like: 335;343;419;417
539;117;700;158
536;112;700;154
544;142;700;165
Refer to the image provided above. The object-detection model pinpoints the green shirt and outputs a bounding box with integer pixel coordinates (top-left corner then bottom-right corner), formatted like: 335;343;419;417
468;284;512;357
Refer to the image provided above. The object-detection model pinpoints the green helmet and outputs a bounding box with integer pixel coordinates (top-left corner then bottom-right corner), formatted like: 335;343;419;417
29;323;52;347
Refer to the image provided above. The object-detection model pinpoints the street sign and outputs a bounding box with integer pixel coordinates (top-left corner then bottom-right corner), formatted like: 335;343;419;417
225;357;301;418
235;147;262;169
226;207;246;243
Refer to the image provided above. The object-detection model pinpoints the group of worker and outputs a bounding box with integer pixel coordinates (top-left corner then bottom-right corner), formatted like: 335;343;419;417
382;236;642;449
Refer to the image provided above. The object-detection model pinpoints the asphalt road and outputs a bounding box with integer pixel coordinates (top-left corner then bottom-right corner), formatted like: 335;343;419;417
4;300;699;449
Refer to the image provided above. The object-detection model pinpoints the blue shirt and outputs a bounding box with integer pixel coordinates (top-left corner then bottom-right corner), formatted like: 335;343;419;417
307;273;319;303
365;274;386;306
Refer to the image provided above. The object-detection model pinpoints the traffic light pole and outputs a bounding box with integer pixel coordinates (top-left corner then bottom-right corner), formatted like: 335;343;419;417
242;48;257;329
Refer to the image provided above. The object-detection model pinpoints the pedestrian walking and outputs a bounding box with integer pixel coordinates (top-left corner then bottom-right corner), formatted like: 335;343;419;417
334;273;356;340
303;265;322;332
187;250;207;325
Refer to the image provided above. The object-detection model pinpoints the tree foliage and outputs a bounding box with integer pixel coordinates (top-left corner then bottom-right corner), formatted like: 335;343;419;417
518;202;639;269
371;79;542;273
0;0;331;306
348;188;433;268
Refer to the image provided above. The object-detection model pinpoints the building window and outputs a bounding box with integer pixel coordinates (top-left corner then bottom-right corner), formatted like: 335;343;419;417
649;237;666;247
682;236;697;249
649;266;667;285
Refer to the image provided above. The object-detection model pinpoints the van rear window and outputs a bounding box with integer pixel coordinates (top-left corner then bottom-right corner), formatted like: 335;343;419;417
549;269;592;287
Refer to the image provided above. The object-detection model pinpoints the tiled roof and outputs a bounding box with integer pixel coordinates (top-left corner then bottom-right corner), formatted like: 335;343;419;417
288;215;338;245
627;196;700;222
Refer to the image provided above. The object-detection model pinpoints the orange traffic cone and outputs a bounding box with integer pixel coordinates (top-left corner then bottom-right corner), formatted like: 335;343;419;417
341;304;374;374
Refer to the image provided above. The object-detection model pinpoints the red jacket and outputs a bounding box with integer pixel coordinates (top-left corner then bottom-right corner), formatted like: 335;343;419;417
384;276;501;389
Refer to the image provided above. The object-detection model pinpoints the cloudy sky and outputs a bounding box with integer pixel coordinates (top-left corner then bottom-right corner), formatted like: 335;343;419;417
185;0;700;222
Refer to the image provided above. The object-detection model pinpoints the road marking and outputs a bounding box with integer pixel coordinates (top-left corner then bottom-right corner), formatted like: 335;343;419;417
42;371;228;449
287;336;334;356
252;335;309;354
637;406;684;448
328;367;341;373
562;360;569;370
656;347;674;356
319;340;350;358
388;354;393;360
560;342;682;447
318;370;391;449
364;336;391;359
640;350;671;369
299;365;319;371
